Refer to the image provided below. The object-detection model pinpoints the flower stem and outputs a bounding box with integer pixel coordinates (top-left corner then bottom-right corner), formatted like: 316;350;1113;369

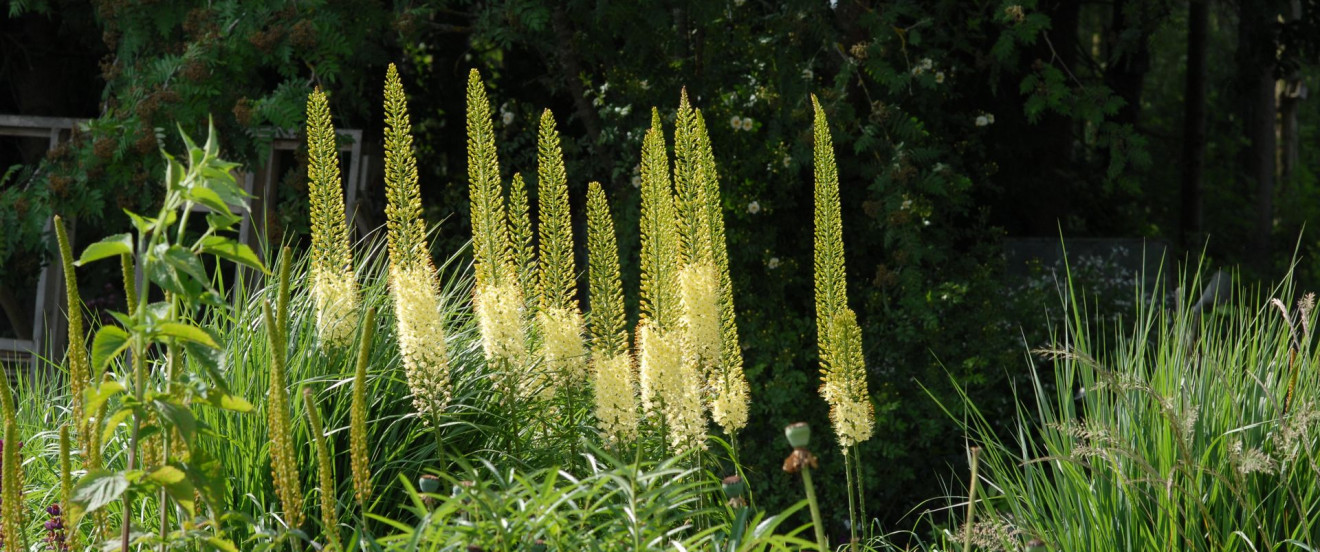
963;446;981;552
802;464;828;551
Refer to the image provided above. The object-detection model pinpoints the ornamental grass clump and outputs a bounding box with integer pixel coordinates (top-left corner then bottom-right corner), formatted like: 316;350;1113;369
937;266;1320;551
585;182;639;445
384;63;452;421
305;87;360;348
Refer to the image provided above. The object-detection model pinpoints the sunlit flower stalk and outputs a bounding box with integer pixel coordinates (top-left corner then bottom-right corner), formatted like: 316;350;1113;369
305;87;360;348
384;63;452;421
350;307;376;512
535;109;587;389
54;217;92;452
0;368;27;552
264;248;304;530
585;182;639;444
303;388;340;551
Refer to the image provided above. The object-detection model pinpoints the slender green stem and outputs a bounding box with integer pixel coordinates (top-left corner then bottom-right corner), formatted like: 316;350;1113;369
802;465;828;551
844;451;857;550
963;446;981;552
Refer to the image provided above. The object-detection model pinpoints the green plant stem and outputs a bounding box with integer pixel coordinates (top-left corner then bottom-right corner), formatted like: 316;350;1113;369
963;446;981;552
844;451;857;550
853;444;865;546
802;465;828;551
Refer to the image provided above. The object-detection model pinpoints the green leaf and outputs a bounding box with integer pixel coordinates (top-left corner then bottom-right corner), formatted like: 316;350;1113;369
162;244;210;287
78;233;133;266
70;470;130;517
187;185;235;218
91;325;130;372
203;391;254;413
100;407;134;445
82;379;125;423
156;322;219;348
204;537;239;552
205;211;242;232
154;399;196;440
200;236;267;274
148;464;195;515
184;341;225;383
145;254;186;295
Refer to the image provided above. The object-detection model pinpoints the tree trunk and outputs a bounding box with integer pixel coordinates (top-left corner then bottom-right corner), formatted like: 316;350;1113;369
1237;0;1279;273
1180;0;1208;250
1278;0;1303;183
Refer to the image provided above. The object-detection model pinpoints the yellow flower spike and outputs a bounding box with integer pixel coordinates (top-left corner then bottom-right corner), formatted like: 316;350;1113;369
537;307;588;386
0;368;26;552
385;64;453;422
638;110;682;332
54;216;93;454
586;182;639;444
305;87;360;347
392;266;453;420
303;388;340;551
507;173;538;307
812;96;874;449
383;63;431;274
350;307;376;511
465;68;515;290
535;110;586;389
692;108;749;434
264;248;304;530
474;281;528;395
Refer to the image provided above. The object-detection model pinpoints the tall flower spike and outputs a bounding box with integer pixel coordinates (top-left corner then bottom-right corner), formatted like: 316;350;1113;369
536;110;587;387
303;388;340;551
54;216;92;452
465;68;515;290
673;95;721;370
350;307;375;511
383;64;431;273
1;369;27;552
305;87;360;347
812;96;874;449
467;69;527;380
586;182;638;444
59;425;78;552
264;248;304;529
694;108;749;434
507;173;538;307
385;64;452;420
637;110;706;452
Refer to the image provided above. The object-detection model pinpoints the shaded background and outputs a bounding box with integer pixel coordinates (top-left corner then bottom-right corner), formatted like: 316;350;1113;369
3;0;1319;538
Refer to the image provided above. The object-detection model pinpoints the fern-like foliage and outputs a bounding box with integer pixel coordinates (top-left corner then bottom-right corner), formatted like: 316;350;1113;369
812;96;874;449
305;87;359;347
383;64;430;273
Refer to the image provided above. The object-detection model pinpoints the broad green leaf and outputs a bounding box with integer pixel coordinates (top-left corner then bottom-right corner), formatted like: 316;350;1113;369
154;399;196;440
70;470;129;517
156;322;219;348
77;233;132;266
204;538;239;552
90;325;130;372
205;211;242;232
123;210;153;233
200;236;267;274
162;244;210;287
100;407;134;445
186;185;234;218
145;255;186;295
184;341;225;383
203;391;254;413
82;379;125;423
